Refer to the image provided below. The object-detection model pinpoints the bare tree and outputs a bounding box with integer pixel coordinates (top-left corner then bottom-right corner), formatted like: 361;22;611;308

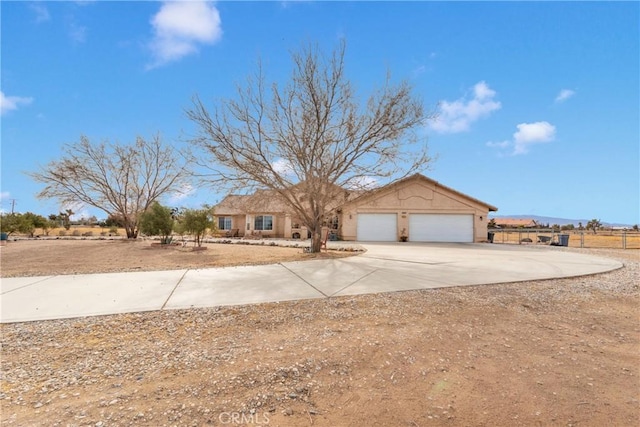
29;135;188;239
186;41;435;252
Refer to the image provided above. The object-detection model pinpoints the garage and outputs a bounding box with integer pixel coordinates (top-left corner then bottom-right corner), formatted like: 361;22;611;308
409;214;474;242
357;213;397;242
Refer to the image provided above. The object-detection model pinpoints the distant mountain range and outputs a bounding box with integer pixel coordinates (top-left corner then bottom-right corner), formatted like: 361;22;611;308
489;214;634;228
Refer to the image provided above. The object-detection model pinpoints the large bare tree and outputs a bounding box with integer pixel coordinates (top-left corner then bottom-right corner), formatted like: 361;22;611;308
187;41;435;252
29;135;188;238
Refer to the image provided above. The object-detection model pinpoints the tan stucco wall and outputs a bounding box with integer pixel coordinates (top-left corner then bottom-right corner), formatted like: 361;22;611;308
340;179;491;242
213;215;246;236
232;215;245;236
275;215;286;238
217;214;284;237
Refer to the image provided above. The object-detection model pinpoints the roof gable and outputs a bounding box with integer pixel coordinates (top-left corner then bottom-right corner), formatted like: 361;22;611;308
215;174;497;216
342;173;497;211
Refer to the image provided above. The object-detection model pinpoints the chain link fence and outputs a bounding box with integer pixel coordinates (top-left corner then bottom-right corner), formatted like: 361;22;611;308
488;229;640;249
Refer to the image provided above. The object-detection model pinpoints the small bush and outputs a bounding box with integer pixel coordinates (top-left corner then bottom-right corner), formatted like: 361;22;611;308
72;230;81;236
58;230;67;236
83;231;94;237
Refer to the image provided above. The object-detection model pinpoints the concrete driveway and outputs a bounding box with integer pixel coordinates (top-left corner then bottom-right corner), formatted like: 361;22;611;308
0;243;622;323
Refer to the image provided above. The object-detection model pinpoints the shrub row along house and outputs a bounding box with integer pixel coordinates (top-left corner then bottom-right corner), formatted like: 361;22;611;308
214;174;497;243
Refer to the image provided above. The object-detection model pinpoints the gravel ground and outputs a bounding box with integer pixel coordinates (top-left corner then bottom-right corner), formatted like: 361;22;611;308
1;247;638;426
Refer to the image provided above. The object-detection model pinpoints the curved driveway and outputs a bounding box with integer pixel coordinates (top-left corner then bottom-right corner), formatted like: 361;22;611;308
0;243;622;323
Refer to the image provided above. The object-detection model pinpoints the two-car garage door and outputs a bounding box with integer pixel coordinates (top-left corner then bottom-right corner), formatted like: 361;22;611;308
409;214;473;242
357;213;474;242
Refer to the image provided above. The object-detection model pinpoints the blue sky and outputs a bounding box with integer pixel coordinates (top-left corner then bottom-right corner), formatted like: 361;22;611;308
1;1;638;225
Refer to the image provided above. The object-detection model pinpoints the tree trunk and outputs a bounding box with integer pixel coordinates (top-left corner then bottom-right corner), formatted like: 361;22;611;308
125;223;138;239
309;222;323;253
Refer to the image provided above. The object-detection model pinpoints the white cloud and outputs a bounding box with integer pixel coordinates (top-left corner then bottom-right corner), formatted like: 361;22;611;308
0;91;33;115
555;89;575;103
513;121;556;154
485;140;510;149
487;121;556;155
1;192;13;215
473;81;496;100
412;65;427;77
29;2;50;23
344;176;379;190
74;208;93;221
148;1;222;69
430;81;501;133
279;0;312;9
69;22;87;44
272;158;297;177
168;183;196;204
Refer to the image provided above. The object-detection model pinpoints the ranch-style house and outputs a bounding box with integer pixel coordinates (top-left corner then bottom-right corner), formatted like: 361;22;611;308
213;174;498;243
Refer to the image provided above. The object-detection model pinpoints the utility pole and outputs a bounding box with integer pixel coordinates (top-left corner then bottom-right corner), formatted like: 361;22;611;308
10;199;16;214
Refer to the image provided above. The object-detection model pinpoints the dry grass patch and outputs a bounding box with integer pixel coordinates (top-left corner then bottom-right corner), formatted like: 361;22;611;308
0;239;355;278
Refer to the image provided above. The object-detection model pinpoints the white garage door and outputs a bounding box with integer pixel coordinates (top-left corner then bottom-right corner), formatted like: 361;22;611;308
409;214;474;242
357;213;397;242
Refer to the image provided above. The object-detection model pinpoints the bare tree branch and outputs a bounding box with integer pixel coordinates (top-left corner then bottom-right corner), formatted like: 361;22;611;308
186;41;436;251
28;134;189;238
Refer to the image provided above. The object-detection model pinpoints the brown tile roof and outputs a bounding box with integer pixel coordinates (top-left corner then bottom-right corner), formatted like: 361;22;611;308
215;182;359;216
214;191;290;215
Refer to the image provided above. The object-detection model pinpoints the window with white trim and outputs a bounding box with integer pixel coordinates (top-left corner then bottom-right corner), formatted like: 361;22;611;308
218;217;232;230
254;215;273;231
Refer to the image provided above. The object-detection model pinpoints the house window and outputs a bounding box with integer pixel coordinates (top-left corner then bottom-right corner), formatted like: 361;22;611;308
331;215;339;230
254;215;273;231
218;217;232;230
322;215;339;230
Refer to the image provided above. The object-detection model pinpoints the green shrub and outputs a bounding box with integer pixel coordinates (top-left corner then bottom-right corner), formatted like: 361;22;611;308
179;207;215;247
139;202;174;244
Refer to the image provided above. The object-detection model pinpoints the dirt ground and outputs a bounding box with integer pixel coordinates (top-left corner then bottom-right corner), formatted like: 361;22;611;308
1;240;638;427
0;239;349;278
